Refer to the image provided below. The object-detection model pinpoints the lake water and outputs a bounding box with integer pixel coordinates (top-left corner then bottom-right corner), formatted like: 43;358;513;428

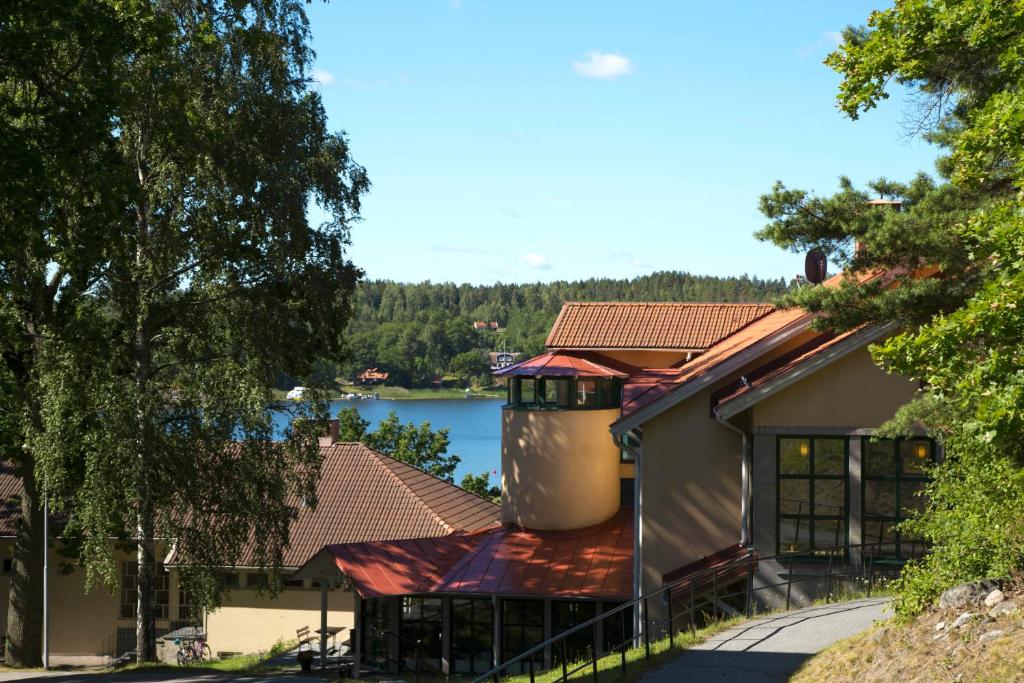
272;398;504;480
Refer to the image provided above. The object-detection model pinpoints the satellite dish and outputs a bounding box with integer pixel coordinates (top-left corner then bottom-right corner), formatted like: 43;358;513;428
804;248;827;284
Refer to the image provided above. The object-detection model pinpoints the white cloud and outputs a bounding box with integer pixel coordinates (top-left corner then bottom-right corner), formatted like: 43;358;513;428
311;68;336;85
572;51;633;79
520;252;552;270
824;30;844;46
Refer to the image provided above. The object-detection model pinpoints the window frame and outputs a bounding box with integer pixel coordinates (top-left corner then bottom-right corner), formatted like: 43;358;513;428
119;561;170;620
861;437;934;559
775;436;850;556
505;377;621;411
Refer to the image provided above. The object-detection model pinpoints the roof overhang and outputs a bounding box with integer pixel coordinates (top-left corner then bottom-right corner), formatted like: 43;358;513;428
610;313;813;436
713;322;898;420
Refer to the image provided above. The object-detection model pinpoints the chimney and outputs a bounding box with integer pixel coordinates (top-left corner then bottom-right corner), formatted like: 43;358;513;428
319;418;340;447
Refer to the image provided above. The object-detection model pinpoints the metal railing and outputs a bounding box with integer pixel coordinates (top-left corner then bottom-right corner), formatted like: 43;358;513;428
472;541;920;683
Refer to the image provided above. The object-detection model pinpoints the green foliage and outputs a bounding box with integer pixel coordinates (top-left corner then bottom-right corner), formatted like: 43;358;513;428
757;0;1024;617
2;0;368;661
340;273;788;387
448;350;491;383
459;471;500;502
336;407;461;483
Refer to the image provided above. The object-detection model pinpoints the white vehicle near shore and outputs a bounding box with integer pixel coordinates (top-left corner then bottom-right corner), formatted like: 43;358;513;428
285;386;306;400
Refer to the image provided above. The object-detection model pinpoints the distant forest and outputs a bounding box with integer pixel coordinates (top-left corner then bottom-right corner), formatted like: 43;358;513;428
316;272;789;388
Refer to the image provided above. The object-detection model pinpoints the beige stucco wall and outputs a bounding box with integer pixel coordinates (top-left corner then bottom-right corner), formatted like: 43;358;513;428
639;387;743;595
752;347;918;428
501;407;621;530
597;350;690;368
204;581;353;656
0;541;143;665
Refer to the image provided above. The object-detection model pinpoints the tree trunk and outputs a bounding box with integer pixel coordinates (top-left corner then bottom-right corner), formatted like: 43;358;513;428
5;460;44;667
135;514;156;662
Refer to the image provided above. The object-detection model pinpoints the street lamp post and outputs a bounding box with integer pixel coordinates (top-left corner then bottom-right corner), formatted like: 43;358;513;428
42;491;49;670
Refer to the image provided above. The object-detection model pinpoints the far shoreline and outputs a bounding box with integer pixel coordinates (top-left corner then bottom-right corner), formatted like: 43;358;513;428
272;386;504;401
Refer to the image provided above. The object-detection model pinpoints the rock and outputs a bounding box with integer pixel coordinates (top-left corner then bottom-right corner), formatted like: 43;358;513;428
871;626;888;643
989;601;1020;618
979;629;1005;642
932;632;946;641
935;620;946;631
984;589;1006;607
939;579;1003;609
952;612;975;629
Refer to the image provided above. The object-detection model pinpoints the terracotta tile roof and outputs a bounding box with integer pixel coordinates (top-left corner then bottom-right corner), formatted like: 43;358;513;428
546;302;776;351
215;442;500;568
617;308;810;420
494;351;637;378
318;508;633;600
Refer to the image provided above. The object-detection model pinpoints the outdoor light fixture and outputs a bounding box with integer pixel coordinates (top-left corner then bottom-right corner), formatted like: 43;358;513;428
799;441;810;457
915;442;928;459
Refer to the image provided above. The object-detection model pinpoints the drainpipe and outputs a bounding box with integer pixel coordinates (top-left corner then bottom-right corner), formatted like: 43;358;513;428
714;408;750;546
612;431;642;637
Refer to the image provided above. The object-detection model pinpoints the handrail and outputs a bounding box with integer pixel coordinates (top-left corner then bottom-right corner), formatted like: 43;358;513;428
472;540;921;683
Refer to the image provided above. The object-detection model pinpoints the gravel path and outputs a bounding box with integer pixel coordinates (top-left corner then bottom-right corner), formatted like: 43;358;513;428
642;597;890;683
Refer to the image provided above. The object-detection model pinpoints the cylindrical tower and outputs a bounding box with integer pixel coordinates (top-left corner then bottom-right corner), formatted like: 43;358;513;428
497;370;618;532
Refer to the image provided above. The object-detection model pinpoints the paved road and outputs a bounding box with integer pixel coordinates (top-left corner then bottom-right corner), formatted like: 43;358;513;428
643;597;890;683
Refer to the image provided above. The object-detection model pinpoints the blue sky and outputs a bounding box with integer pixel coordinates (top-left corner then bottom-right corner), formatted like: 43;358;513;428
305;1;939;285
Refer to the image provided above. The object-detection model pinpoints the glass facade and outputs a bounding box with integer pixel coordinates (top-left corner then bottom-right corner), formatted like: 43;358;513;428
777;437;848;554
507;377;621;410
452;598;494;674
551;601;597;666
863;437;933;557
501;600;544;672
400;597;443;672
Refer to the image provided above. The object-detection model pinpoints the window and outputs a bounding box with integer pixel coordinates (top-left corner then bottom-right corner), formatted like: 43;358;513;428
120;561;170;620
178;588;197;623
283;578;306;589
507;377;621;410
2;559;11;573
452;598;494;674
863;437;934;558
551;601;596;666
542;378;572;408
400;597;442;672
777;437;848;554
619;430;640;463
220;572;239;589
501;599;544;673
619;478;635;508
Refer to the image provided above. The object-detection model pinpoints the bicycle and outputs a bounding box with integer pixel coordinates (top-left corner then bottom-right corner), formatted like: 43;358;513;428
174;635;212;665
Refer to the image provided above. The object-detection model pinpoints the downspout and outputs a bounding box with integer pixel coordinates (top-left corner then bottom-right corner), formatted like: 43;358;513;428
714;408;750;546
612;431;642;635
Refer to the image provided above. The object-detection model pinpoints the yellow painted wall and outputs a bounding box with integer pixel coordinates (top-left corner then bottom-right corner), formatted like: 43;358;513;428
204;580;353;656
639;387;743;595
752;347;918;428
501;408;621;530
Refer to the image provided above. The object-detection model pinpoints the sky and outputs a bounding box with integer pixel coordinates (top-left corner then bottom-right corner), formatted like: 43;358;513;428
304;1;940;286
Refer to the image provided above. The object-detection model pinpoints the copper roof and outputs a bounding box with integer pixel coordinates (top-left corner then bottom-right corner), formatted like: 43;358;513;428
494;351;637;378
546;302;776;351
617;308;810;420
317;508;633;600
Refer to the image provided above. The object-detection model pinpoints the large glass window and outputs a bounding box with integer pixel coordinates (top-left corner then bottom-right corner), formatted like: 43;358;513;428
501;599;544;673
452;598;494;675
863;437;934;558
400;597;442;672
120;561;170;620
551;601;597;666
507;377;621;410
777;437;848;554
